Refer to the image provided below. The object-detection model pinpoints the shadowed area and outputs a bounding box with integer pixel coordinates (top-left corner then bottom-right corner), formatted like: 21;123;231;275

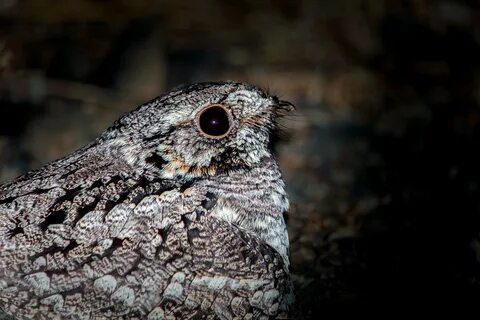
1;0;480;316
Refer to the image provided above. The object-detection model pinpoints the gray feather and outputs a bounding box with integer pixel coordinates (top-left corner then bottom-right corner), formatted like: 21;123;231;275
0;82;293;319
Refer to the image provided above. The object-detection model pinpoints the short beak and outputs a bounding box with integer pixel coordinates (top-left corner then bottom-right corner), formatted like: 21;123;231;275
274;99;296;117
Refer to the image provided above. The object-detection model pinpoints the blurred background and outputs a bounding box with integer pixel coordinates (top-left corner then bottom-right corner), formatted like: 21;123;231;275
1;0;480;316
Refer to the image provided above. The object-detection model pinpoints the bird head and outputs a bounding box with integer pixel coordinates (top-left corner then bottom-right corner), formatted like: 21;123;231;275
102;81;294;179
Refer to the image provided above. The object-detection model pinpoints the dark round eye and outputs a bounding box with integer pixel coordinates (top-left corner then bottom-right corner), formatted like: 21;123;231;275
196;105;231;138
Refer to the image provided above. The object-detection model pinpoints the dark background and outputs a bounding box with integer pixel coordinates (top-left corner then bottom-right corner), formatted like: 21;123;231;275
1;0;480;317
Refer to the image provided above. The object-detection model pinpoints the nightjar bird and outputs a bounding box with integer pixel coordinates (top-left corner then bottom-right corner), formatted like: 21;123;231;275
0;82;294;319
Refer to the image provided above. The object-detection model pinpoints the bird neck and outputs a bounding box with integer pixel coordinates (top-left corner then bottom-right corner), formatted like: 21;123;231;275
197;157;290;268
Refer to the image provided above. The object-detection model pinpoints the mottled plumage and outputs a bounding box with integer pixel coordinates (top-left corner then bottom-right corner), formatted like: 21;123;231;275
0;82;294;319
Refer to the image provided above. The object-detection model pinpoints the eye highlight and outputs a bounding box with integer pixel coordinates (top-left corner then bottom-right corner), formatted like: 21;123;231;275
195;104;232;138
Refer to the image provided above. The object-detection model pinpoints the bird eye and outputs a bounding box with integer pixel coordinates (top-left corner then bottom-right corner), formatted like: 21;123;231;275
196;104;232;138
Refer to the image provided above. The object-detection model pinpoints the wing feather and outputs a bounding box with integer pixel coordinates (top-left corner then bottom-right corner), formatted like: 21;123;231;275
0;172;289;319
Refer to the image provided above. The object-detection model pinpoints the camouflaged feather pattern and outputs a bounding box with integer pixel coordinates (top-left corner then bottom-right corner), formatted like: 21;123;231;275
0;82;293;319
